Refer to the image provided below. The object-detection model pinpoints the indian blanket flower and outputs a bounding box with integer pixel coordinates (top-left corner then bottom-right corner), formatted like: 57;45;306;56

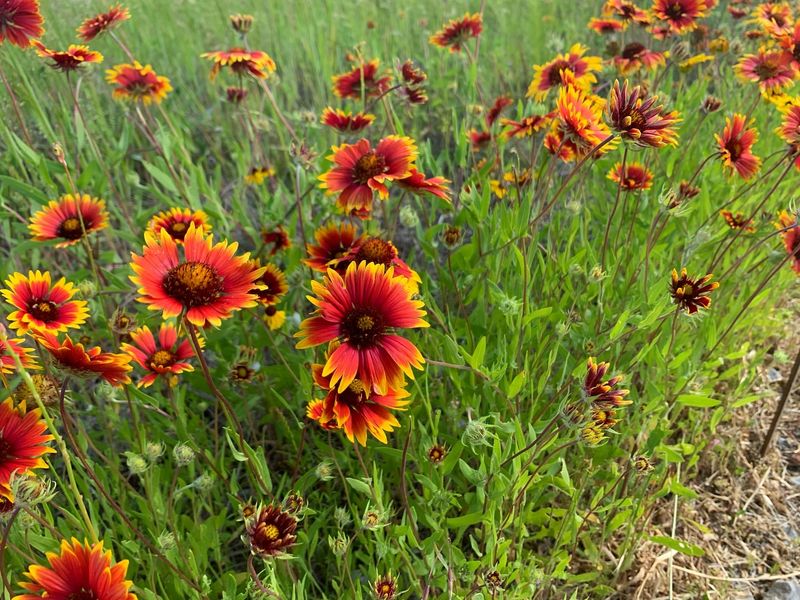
337;237;421;291
318;136;417;215
147;207;211;243
201;48;276;80
551;84;616;160
588;18;628;34
500;113;553;139
321;107;375;133
400;60;427;85
374;574;399;600
33;42;103;72
120;323;194;388
0;398;53;500
295;261;428;395
260;225;291;255
735;48;797;93
0;0;44;48
651;0;708;34
304;222;360;273
250;261;287;306
14;538;136;600
486;95;513;127
77;4;130;41
603;0;651;23
36;331;132;386
607;161;654;191
527;43;602;101
776;210;800;274
669;268;719;314
130;223;265;327
715;113;761;180
584;357;631;408
245;504;297;557
395;168;452;202
753;2;794;36
29;194;108;248
2;271;88;335
429;12;483;53
608;80;680;148
779;23;800;68
308;362;410;445
614;42;666;75
106;61;172;104
720;210;755;232
332;59;391;99
468;129;491;151
0;331;38;374
776;104;800;146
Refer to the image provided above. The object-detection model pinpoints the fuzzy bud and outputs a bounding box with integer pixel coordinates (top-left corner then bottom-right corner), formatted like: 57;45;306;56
173;443;196;467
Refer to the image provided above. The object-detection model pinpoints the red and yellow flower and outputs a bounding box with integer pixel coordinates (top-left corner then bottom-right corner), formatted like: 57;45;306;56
33;42;103;71
716;114;761;180
201;48;276;80
735;48;797;93
0;0;44;48
486;96;513;127
260;225;291;255
332;59;391;99
500;113;554;139
296;261;428;395
77;4;130;42
319;136;417;215
307;362;409;445
304;222;360;273
607;161;654;191
14;538;136;600
613;42;666;75
130;223;265;327
249;261;288;306
429;12;483;53
550;85;616;161
36;332;132;386
721;210;755;232
588;18;627;34
245;504;297;558
147;207;211;243
29;194;108;248
752;2;794;36
527;43;602;101
337;237;421;292
603;0;651;24
776;104;800;147
121;323;194;388
106;61;172;104
776;210;800;274
584;357;631;408
0;330;38;374
651;0;708;34
608;80;680;148
669;268;719;314
2;271;88;335
321;107;375;133
0;398;53;500
395;168;452;202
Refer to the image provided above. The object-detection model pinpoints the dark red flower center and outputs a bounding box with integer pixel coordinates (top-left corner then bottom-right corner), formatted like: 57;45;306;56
622;43;646;60
342;308;384;348
265;305;277;317
67;589;98;600
547;60;571;86
665;2;686;19
0;436;14;464
726;140;742;162
163;262;224;308
622;110;647;131
149;349;175;370
29;300;58;322
58;217;85;240
168;221;188;240
753;61;779;81
355;238;395;266
353;151;387;184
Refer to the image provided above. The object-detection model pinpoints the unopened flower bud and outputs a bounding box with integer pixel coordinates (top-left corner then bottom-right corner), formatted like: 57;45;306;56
173;443;195;467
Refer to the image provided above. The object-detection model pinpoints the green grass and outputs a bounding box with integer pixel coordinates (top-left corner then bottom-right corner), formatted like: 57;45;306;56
1;1;799;599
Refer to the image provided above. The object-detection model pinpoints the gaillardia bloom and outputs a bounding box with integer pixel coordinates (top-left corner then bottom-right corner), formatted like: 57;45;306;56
551;85;616;160
332;59;391;99
0;331;38;374
584;357;631;408
147;207;211;243
0;0;44;47
130;224;265;327
304;222;360;273
603;0;651;23
614;43;666;75
77;4;130;41
14;538;136;600
429;12;483;53
753;2;793;36
29;194;109;247
0;398;53;500
2;271;88;335
720;210;755;232
36;332;132;386
337;237;421;291
500;113;553;139
607;161;654;191
486;95;513;127
321;107;375;133
308;362;409;445
608;80;680;148
249;261;288;306
651;0;708;34
588;18;627;34
245;504;297;557
296;261;428;395
527;43;602;101
670;268;719;314
776;104;800;146
201;48;276;80
33;42;103;72
715;114;761;180
260;225;291;255
735;48;797;93
318;136;417;215
374;574;398;600
121;323;194;388
776;210;800;274
106;61;172;104
395;168;452;202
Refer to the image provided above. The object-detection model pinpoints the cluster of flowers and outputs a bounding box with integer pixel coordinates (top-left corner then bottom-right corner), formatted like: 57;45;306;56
579;358;632;446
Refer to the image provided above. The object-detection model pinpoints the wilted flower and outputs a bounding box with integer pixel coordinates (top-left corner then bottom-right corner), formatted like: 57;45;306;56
246;504;297;557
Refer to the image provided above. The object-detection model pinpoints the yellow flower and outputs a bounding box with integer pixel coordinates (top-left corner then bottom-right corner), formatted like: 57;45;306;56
263;306;286;330
245;166;275;185
678;54;714;70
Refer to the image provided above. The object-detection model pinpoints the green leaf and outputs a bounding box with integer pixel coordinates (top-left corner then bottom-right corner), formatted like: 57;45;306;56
346;477;373;497
446;511;484;528
649;535;705;557
676;394;720;408
507;371;527;398
469;337;487;370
